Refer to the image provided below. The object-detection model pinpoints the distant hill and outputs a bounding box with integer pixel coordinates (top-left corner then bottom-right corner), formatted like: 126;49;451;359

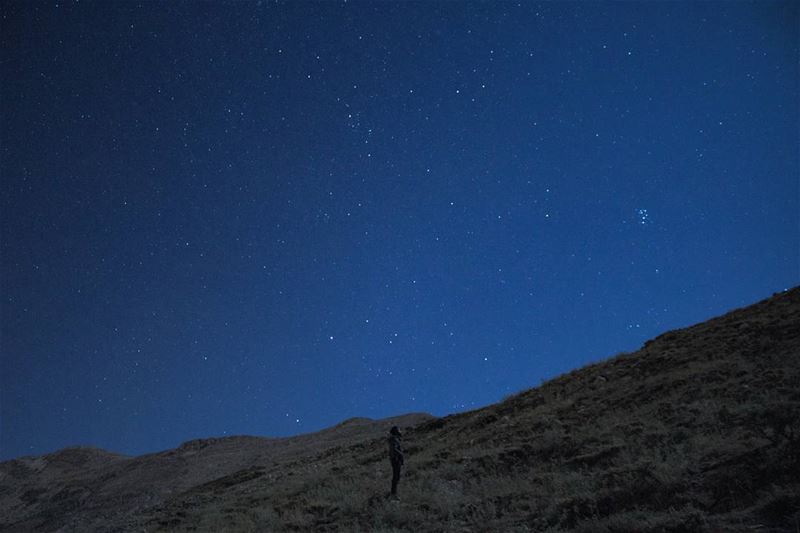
1;288;798;532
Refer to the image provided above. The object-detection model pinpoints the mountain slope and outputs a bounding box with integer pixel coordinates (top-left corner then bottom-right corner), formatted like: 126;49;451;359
2;288;799;532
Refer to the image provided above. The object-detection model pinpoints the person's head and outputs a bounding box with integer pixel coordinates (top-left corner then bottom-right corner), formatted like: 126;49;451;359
390;426;401;437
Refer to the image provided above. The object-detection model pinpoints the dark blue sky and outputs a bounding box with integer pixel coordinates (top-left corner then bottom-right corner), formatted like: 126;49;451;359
1;1;797;460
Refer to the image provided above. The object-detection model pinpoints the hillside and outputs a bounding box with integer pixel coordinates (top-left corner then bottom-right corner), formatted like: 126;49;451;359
1;288;799;532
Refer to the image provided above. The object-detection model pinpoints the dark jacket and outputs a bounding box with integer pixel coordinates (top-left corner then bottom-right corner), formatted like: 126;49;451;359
388;434;404;465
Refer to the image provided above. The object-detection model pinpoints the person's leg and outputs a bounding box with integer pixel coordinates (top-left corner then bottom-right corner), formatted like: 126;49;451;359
391;461;400;495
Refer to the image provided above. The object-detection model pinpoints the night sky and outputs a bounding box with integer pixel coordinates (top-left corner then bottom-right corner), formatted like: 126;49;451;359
1;1;797;461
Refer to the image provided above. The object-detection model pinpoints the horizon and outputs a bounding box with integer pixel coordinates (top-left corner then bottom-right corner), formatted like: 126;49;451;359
3;286;795;461
2;1;798;461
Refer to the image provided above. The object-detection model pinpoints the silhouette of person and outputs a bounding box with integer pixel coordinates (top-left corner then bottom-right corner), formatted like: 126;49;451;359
387;426;404;497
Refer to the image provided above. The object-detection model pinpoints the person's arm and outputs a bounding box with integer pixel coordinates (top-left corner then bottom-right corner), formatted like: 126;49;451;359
394;438;404;463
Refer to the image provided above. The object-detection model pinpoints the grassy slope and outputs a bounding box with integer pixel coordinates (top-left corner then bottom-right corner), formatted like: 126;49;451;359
2;288;799;532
